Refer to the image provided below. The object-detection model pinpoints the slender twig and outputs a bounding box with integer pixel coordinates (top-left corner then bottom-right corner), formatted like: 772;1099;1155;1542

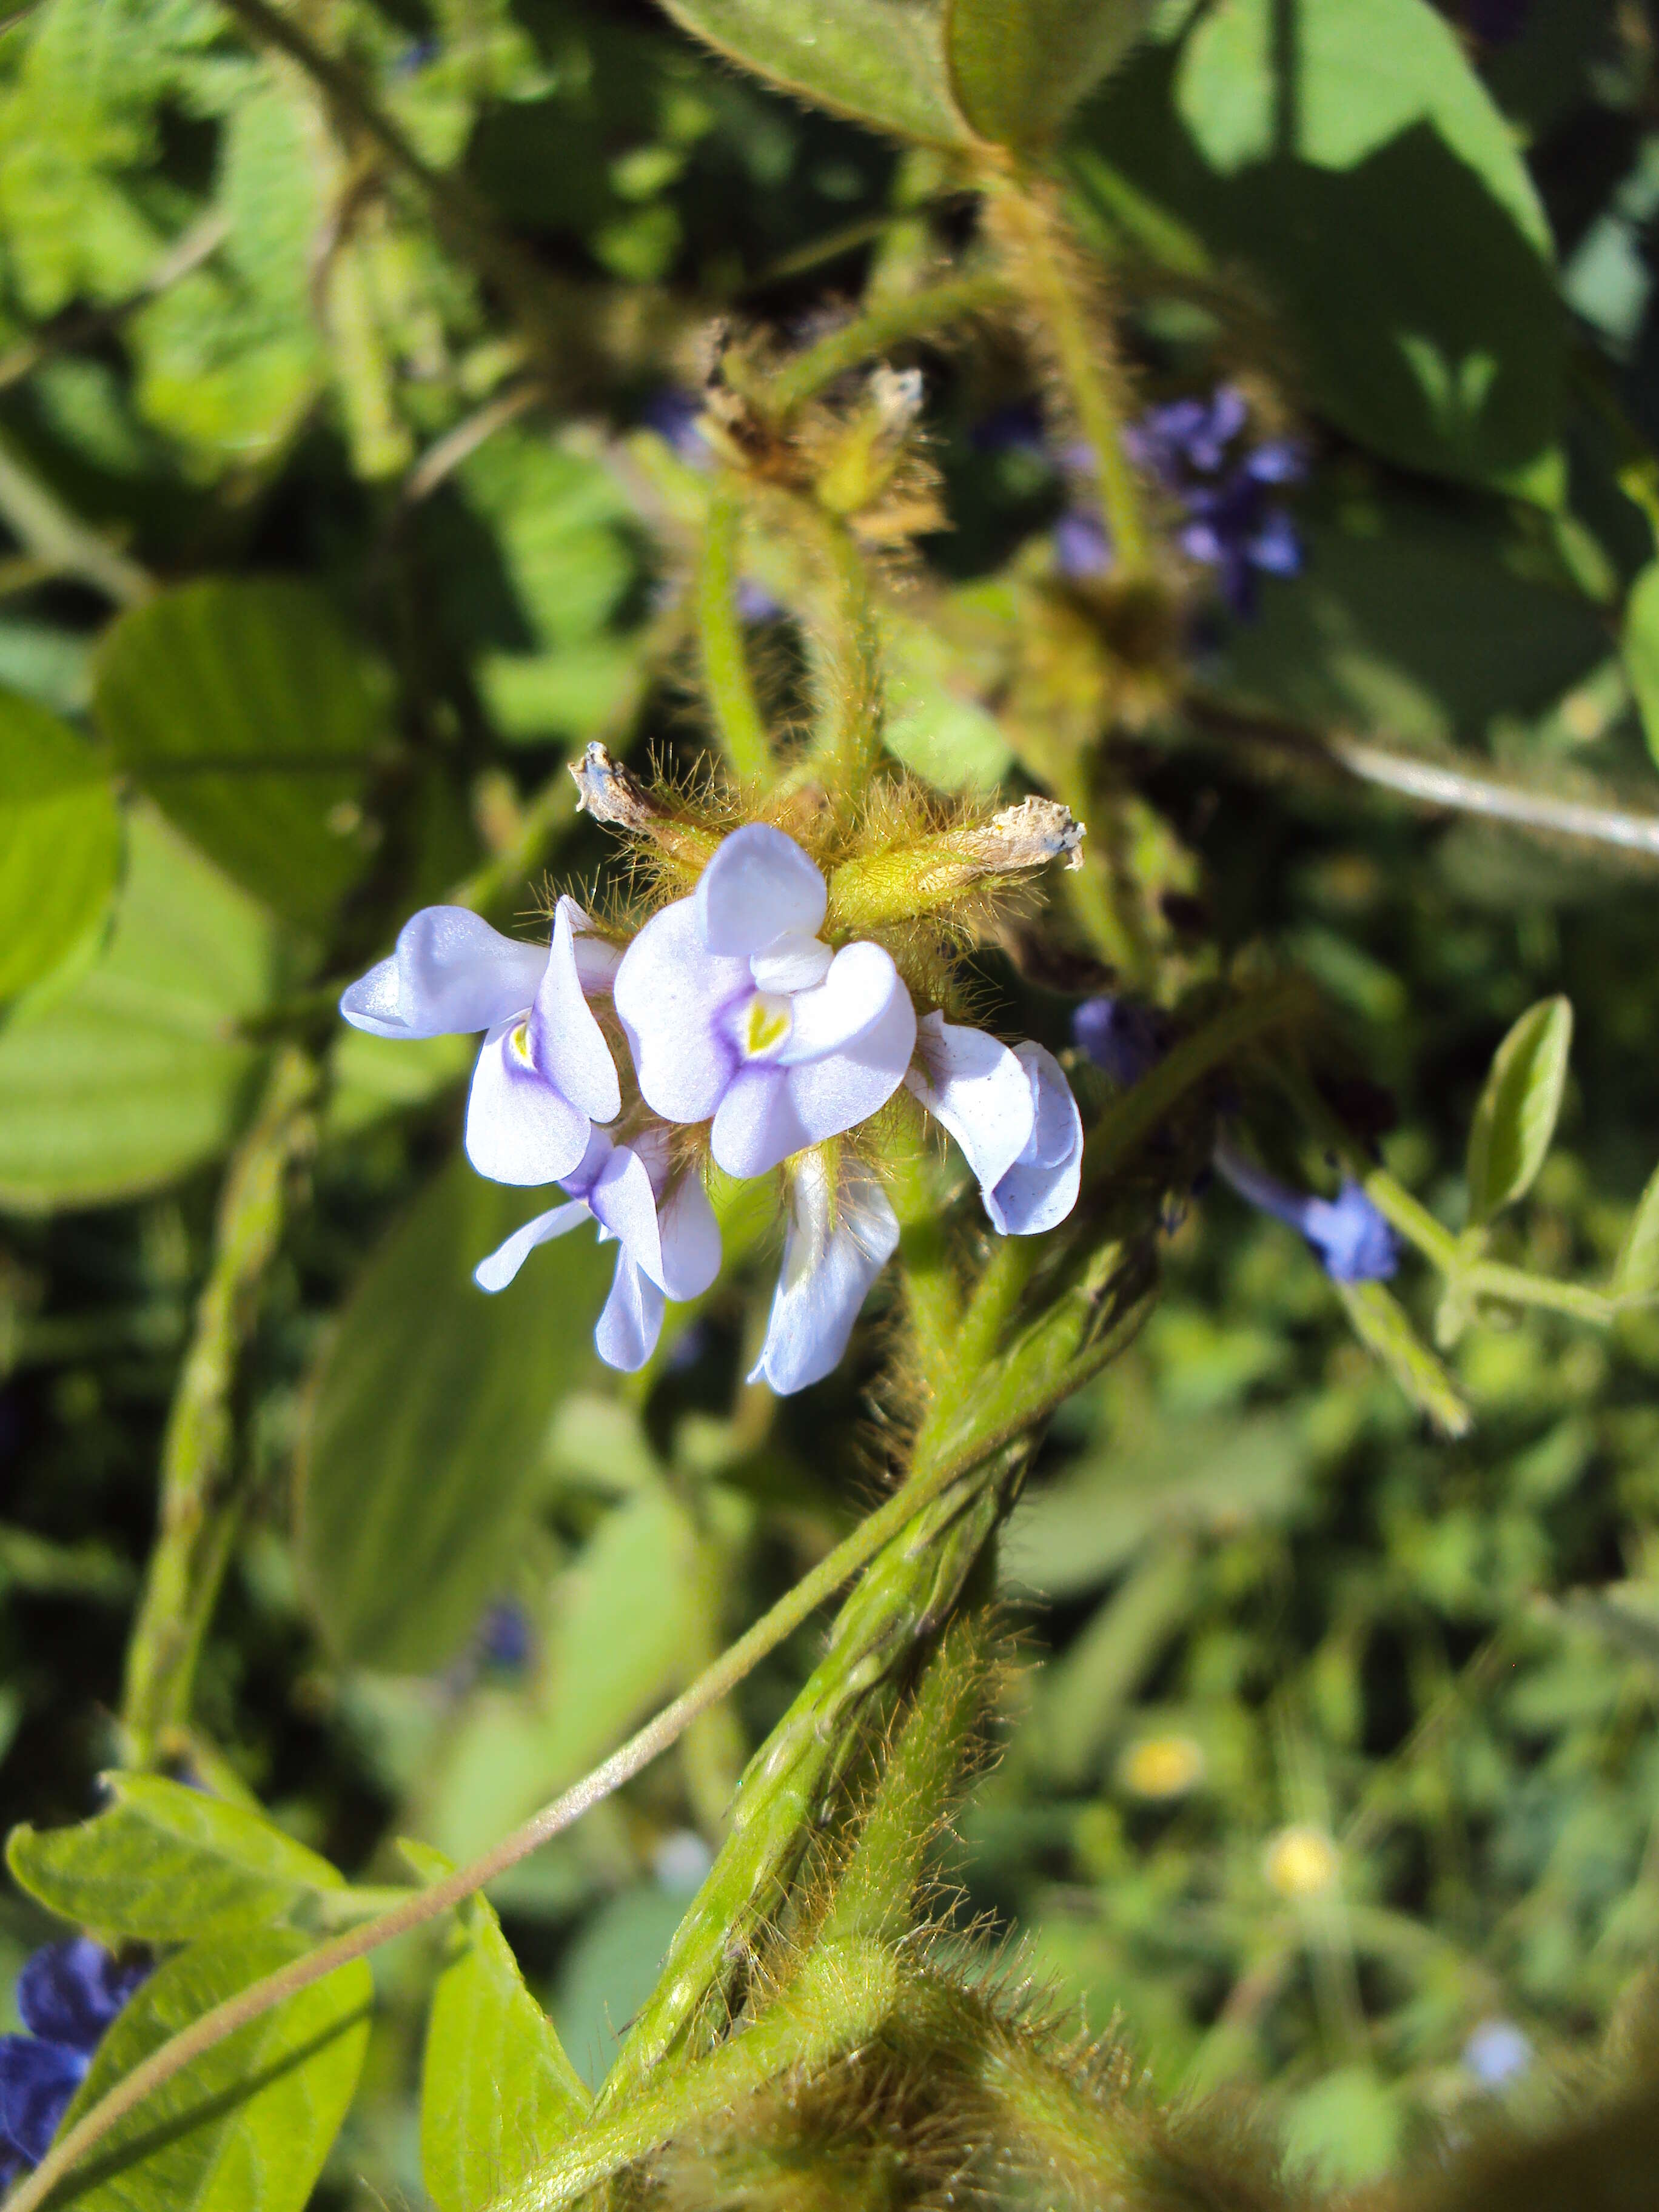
1187;694;1659;867
401;382;545;506
120;1048;319;1766
0;434;153;606
0;211;229;395
0;1416;1037;2212
215;0;566;365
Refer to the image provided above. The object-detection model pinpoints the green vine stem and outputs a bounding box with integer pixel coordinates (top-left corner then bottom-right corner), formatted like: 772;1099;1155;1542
696;483;773;784
119;1045;319;1768
984;176;1153;582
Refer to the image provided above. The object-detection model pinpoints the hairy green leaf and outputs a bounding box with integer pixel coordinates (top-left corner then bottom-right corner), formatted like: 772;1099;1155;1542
0;689;121;1003
1074;0;1563;497
94;579;384;930
1466;995;1573;1227
56;1931;370;2212
297;1155;613;1672
945;0;1150;149
415;1848;589;2212
0;806;275;1211
651;0;972;147
7;1772;344;1943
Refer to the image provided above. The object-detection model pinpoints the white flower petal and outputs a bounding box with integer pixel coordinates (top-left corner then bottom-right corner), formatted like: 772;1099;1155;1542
473;1200;590;1293
748;1152;899;1395
710;978;916;1176
340;907;547;1039
774;942;907;1067
657;1170;722;1299
529;898;622;1124
464;1022;592;1186
695;823;826;957
905;1011;1035;1198
983;1043;1084;1236
594;1251;665;1372
749;931;833;994
587;1143;663;1280
614;899;750;1123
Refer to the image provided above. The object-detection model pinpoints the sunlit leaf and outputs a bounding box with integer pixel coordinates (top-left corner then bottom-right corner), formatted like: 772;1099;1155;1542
651;0;971;147
945;0;1149;149
1614;1160;1659;1301
94;578;384;930
1620;560;1659;772
58;1931;370;2212
1465;994;1572;1227
1074;0;1563;496
0;806;275;1211
0;688;121;1002
7;1773;345;1943
413;1843;589;2212
297;1156;613;1673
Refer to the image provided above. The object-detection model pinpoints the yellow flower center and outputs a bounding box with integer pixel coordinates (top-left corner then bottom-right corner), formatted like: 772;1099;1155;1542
509;1021;534;1065
743;992;793;1058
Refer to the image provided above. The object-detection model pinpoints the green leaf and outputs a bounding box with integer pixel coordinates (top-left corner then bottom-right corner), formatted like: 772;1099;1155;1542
1333;1281;1472;1437
0;805;276;1212
1614;1161;1659;1301
93;579;384;929
1074;0;1564;496
297;1156;614;1672
0;689;121;1002
418;1858;589;2212
420;1482;703;1863
945;0;1149;149
7;1772;345;1943
652;0;972;147
1465;994;1573;1228
1621;560;1659;771
880;612;1013;793
56;1931;370;2212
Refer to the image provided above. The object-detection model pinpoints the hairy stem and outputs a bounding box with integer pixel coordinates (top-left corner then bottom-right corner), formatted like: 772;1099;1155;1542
0;432;153;607
764;270;1012;417
120;1047;318;1767
697;482;773;783
985;176;1151;580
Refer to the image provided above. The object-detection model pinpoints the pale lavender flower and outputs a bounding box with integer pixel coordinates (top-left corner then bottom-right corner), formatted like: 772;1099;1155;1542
1463;2017;1532;2085
613;824;917;1179
907;1013;1084;1236
474;1122;720;1372
749;1148;900;1395
340;899;622;1188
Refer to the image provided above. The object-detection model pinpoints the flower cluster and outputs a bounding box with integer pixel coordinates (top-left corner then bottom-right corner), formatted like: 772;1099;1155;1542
977;386;1304;620
1073;996;1398;1284
342;818;1084;1392
0;1939;149;2184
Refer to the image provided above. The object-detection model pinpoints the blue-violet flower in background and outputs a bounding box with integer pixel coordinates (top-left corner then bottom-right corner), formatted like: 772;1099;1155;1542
1073;996;1396;1284
1124;385;1305;620
0;1940;149;2182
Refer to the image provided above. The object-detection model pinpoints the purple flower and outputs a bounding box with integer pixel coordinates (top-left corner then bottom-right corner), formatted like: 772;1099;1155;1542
474;1121;720;1373
477;1601;531;1671
1073;996;1397;1284
1053;511;1113;581
640;387;709;464
0;1940;149;2178
614;824;917;1181
1212;1138;1398;1284
1125;386;1305;620
1071;997;1166;1090
340;898;623;1189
